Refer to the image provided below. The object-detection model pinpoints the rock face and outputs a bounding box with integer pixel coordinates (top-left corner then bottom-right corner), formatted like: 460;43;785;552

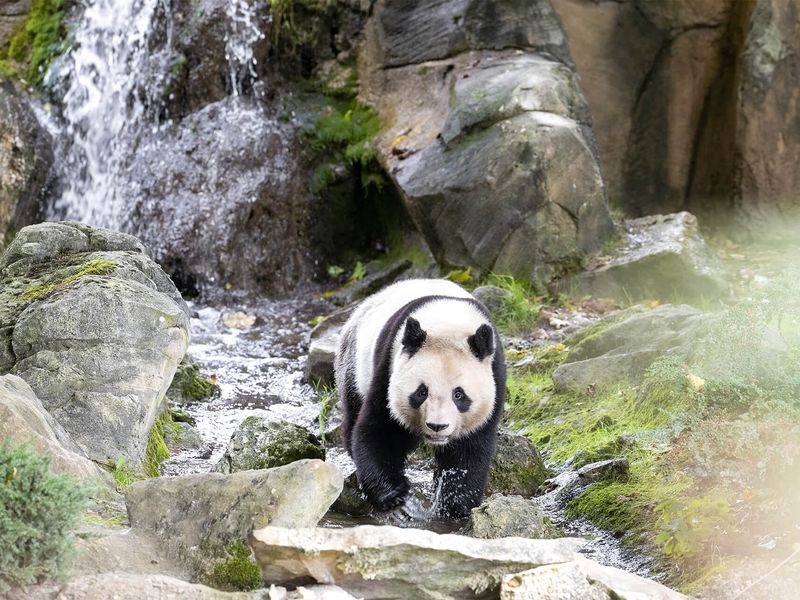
126;460;343;577
360;0;614;289
124;97;312;297
250;525;583;599
0;1;31;52
0;374;109;485
0;222;189;470
213;417;324;474
0;79;52;252
500;559;690;600
305;306;354;387
563;212;728;303
553;304;714;390
463;494;557;540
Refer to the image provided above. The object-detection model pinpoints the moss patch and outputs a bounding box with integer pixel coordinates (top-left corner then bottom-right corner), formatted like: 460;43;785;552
143;411;173;478
201;542;262;592
17;259;118;302
0;0;68;85
166;360;214;403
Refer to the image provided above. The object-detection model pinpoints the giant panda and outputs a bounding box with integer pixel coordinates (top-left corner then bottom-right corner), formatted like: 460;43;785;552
334;278;506;518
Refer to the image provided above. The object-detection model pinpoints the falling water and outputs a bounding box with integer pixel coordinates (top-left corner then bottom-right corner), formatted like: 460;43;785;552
225;0;267;96
49;0;165;228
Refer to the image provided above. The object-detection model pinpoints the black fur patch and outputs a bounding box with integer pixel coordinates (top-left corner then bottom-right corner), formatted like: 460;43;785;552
401;317;427;356
468;323;494;360
452;386;472;413
409;383;428;409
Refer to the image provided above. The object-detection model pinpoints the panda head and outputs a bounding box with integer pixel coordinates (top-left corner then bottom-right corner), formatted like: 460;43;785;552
387;311;497;446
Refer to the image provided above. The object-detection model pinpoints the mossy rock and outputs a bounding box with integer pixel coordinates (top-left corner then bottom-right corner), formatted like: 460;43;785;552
486;430;549;497
462;494;558;540
166;358;215;403
213;417;324;474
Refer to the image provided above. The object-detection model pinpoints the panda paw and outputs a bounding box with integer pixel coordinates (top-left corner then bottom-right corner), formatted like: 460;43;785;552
373;479;410;511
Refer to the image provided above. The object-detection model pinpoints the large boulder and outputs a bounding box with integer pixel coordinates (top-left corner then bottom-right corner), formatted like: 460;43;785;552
463;494;557;540
250;525;583;599
553;304;714;390
123;97;313;297
212;417;324;474
0;374;109;486
562;212;728;303
0;79;52;252
0;222;189;470
125;460;343;578
500;558;689;600
360;1;614;290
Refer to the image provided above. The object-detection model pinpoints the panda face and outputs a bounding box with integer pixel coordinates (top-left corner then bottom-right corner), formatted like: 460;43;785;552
388;319;496;445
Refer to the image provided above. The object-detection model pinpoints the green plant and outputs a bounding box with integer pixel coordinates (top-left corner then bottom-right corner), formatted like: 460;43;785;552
444;267;472;284
143;411;173;478
655;494;730;558
106;457;139;489
316;384;337;444
0;0;68;84
0;441;87;591
485;273;541;334
203;542;262;591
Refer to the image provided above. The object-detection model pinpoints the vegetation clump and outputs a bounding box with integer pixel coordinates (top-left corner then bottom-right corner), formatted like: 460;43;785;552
143;411;175;478
0;441;87;591
202;542;262;591
167;360;215;403
0;0;68;85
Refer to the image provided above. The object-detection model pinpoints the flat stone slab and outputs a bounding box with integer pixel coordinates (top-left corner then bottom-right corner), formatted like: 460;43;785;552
250;525;583;599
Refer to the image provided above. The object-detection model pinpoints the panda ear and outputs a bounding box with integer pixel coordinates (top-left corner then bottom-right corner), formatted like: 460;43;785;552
468;323;494;360
402;317;427;356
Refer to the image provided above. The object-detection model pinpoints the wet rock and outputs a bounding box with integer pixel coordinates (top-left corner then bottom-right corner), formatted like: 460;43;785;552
305;305;355;387
164;421;204;453
46;572;265;600
0;222;189;471
487;430;549;497
124;97;313;297
362;2;614;289
0;79;52;253
330;472;372;517
0;2;32;51
501;558;689;599
564;212;728;303
167;357;216;404
463;494;557;540
577;458;629;484
213;417;324;474
126;459;343;578
250;525;583;598
553;304;715;390
0;374;110;486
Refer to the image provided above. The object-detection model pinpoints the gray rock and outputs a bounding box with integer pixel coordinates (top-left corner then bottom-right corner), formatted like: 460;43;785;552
330;472;372;517
0;222;189;471
250;525;584;599
329;259;412;307
501;558;689;599
0;79;52;253
463;494;557;540
472;285;512;322
0;374;110;486
487;430;550;497
213;417;324;474
126;460;343;577
564;212;728;303
553;304;715;390
363;35;614;289
164;421;204;453
577;458;629;484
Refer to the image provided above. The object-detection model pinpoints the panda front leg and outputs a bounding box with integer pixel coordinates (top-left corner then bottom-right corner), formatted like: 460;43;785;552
433;428;496;519
351;401;416;511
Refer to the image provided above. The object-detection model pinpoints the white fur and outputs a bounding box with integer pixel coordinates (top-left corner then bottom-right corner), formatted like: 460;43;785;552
337;279;496;444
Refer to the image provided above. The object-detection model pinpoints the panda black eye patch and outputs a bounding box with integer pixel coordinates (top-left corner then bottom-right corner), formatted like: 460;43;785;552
452;386;472;412
409;383;428;409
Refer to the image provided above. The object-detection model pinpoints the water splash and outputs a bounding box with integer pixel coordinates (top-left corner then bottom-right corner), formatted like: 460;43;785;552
49;0;166;227
224;0;267;97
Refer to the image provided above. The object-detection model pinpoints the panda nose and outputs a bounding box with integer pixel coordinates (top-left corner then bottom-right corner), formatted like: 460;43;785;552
426;422;448;432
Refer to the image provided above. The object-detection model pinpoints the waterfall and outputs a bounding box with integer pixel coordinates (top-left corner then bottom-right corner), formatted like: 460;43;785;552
48;0;269;229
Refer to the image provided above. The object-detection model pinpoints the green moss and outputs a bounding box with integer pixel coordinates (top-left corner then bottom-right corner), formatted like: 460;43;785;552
167;361;214;403
202;542;262;592
143;411;172;478
485;274;542;334
0;0;68;85
315;383;337;444
17;259;118;302
104;458;139;490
